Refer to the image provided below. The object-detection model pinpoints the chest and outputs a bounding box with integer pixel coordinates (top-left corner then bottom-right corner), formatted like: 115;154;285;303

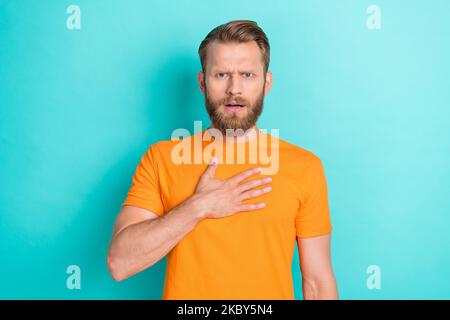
159;163;300;224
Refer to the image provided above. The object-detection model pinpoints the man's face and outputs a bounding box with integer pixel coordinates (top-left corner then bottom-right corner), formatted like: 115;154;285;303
198;41;272;135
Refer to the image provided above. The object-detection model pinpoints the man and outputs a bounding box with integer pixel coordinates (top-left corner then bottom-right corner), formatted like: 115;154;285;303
107;20;338;300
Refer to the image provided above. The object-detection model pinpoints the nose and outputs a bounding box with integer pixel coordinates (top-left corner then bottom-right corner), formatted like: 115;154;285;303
225;74;243;96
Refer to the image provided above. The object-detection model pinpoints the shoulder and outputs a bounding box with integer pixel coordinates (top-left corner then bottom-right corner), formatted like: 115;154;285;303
144;133;195;163
273;137;329;201
145;134;183;154
274;135;324;168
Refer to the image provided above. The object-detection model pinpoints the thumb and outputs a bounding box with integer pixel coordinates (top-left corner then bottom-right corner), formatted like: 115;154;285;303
203;156;218;179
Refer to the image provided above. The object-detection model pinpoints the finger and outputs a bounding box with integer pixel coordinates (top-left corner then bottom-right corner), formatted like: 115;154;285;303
239;186;272;201
227;166;262;185
237;177;272;193
202;157;218;179
237;202;266;212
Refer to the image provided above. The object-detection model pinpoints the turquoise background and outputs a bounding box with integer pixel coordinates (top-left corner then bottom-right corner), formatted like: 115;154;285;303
1;0;449;299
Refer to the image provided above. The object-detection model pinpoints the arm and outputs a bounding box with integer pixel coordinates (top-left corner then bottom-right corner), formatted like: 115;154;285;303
107;159;272;281
297;233;338;300
107;198;205;282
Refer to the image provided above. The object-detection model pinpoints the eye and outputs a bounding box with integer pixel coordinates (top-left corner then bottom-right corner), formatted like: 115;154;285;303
243;72;253;78
216;72;227;78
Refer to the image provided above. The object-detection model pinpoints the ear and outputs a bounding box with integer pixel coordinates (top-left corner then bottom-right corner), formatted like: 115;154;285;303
263;71;273;96
198;71;205;94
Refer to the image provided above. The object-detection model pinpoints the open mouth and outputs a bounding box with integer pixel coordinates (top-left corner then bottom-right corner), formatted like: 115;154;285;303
224;103;246;112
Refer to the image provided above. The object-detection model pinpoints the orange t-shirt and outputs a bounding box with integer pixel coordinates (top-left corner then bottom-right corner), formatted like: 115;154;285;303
122;129;332;299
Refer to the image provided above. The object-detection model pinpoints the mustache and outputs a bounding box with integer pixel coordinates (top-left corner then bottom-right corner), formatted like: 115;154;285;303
221;98;248;105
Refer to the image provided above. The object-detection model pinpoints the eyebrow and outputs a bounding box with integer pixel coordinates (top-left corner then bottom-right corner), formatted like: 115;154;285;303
210;68;257;73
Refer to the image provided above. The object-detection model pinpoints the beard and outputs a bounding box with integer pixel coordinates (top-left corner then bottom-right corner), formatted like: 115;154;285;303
204;83;265;135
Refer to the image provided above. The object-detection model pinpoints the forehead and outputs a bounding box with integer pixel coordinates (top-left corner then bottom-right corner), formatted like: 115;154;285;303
206;41;263;70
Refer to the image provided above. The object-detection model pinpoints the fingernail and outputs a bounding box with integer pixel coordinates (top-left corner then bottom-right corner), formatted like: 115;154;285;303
265;186;272;192
210;157;218;165
265;177;272;182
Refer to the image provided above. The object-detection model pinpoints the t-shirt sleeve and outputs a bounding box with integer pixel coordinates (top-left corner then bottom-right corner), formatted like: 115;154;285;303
295;157;333;238
122;144;165;216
